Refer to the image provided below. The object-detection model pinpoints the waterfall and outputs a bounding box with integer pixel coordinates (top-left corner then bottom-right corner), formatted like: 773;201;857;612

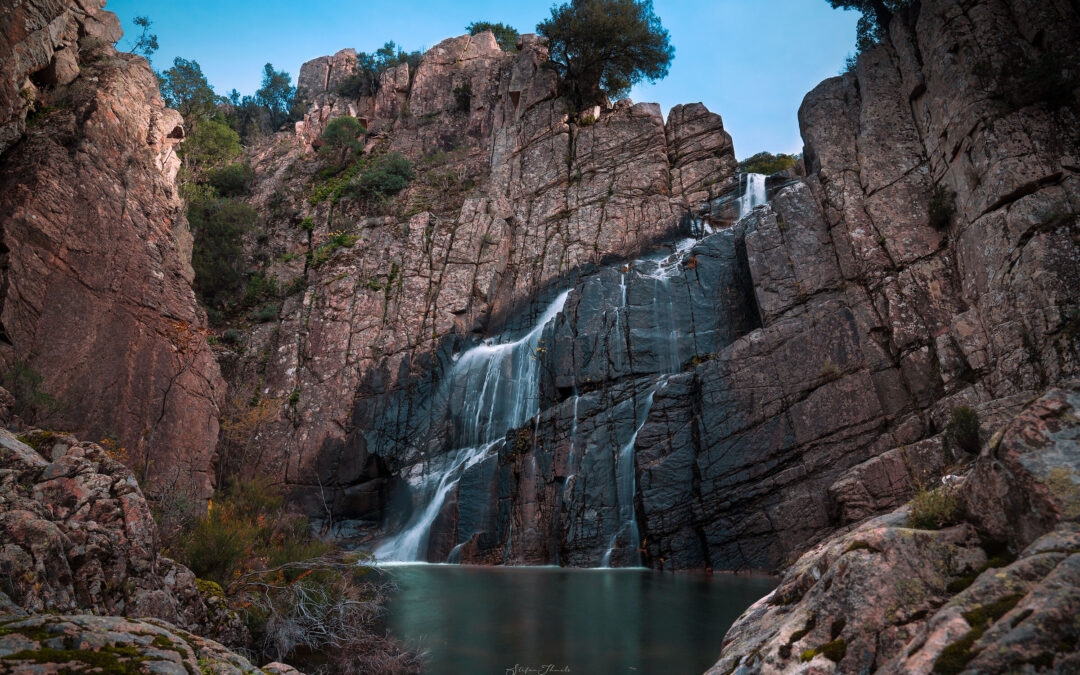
738;173;767;218
601;385;660;568
375;291;571;562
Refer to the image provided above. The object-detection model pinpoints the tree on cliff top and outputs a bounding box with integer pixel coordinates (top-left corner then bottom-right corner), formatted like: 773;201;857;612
537;0;674;109
255;63;296;130
467;21;520;51
828;1;911;56
158;58;217;122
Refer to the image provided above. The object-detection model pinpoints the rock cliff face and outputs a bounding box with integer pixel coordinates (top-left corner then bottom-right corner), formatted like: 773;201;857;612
226;0;1078;573
222;32;739;540
0;0;223;498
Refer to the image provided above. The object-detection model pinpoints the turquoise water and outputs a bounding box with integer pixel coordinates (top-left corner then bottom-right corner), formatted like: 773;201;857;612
380;564;777;674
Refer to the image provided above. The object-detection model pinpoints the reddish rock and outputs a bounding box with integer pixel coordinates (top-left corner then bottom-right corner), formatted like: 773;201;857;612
0;0;223;498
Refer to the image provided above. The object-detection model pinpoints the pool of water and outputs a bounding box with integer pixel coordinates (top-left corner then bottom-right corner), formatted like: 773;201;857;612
380;564;777;674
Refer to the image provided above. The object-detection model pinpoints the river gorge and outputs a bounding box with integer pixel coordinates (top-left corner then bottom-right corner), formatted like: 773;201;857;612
0;0;1078;672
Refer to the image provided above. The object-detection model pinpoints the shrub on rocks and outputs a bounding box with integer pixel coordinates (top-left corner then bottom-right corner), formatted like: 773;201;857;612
908;485;960;529
944;405;980;455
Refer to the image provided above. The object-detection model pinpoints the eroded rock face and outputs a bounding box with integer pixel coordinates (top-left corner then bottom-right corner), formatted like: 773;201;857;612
0;429;243;644
709;383;1080;674
0;0;222;499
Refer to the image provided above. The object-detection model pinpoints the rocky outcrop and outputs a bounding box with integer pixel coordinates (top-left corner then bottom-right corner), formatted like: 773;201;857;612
0;614;277;675
0;428;243;645
0;0;223;498
709;382;1080;674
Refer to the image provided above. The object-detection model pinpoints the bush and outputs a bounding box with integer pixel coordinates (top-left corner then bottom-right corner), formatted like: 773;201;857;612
467;21;520;51
252;304;279;323
179;119;242;176
318;116;365;164
738;151;800;176
167;478;421;673
345;153;414;201
244;272;279;306
207;163;255;197
944;405;980;455
908;486;960;530
189;199;258;309
0;360;62;424
928;183;956;229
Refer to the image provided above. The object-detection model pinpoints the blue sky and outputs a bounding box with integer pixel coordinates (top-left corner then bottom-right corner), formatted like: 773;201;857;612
104;0;859;156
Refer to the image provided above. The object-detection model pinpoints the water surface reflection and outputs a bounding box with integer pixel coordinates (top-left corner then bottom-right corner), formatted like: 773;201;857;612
382;564;777;674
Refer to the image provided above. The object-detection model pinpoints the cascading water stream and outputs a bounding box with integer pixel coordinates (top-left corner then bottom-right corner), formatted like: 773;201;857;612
600;383;662;568
738;173;767;218
375;291;570;562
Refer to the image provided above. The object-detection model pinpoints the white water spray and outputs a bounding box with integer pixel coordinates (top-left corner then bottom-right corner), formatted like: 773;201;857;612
738;173;767;219
375;291;571;562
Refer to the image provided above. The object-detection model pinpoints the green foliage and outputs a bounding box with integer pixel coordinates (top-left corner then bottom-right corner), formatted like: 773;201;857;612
318;116;366;164
467;21;520;51
828;1;910;49
206;163;254;197
170;478;283;584
179;119;242;176
908;486;961;530
453;82;472;113
310;230;359;266
128;16;159;62
189;199;257;310
3;645;147;673
0;360;62;424
819;639;847;662
252;304;279;323
538;0;675;108
336;42;423;99
928;183;957;229
158;58;218;122
255;63;296;129
311;153;415;207
346;152;414;200
944;406;980;455
287;389;300;406
244;272;279;306
738;151;800;176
